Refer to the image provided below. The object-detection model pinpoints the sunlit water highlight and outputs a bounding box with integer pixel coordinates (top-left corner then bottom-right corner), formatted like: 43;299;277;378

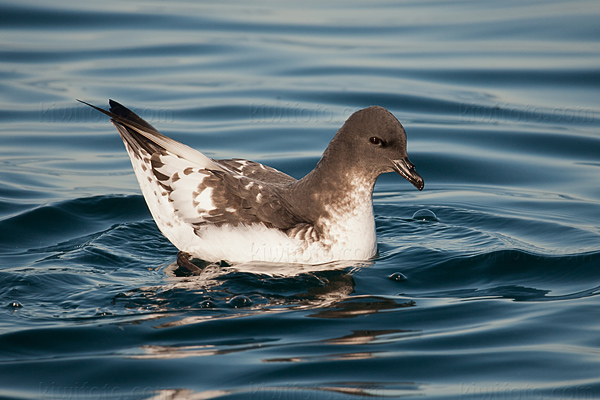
1;1;599;399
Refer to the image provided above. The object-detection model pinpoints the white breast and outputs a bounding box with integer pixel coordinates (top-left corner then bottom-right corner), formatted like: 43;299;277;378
317;179;377;262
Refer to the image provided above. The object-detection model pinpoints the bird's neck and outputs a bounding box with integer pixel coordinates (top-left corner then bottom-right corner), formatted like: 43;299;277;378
286;153;377;224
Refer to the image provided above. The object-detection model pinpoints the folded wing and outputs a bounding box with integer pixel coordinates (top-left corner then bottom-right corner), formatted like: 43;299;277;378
80;100;306;236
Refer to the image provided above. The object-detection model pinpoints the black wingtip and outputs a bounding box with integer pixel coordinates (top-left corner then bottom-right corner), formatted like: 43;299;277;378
106;100;157;131
108;99;128;115
77;99;113;118
108;99;123;112
77;98;127;116
79;98;160;134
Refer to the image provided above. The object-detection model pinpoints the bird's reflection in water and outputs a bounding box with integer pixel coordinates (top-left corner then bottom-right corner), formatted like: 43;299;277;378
147;259;369;322
114;258;414;329
122;257;418;396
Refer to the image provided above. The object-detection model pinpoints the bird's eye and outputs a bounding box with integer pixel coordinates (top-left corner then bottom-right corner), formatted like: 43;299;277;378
369;136;384;146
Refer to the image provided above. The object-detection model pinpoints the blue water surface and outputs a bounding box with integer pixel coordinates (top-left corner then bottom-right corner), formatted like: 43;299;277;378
1;0;600;399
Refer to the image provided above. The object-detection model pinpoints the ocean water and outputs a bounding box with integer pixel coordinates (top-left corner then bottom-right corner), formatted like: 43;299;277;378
1;0;600;399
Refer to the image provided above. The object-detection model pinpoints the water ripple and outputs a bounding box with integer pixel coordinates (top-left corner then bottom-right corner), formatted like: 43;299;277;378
1;0;600;398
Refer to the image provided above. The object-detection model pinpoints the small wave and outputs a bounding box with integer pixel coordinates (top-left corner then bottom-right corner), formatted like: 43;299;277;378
394;248;600;302
0;194;150;253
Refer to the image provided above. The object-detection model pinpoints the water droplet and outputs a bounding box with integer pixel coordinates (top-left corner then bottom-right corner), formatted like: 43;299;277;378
95;308;114;317
412;209;437;222
8;300;23;308
228;295;252;308
388;272;407;282
199;300;216;308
